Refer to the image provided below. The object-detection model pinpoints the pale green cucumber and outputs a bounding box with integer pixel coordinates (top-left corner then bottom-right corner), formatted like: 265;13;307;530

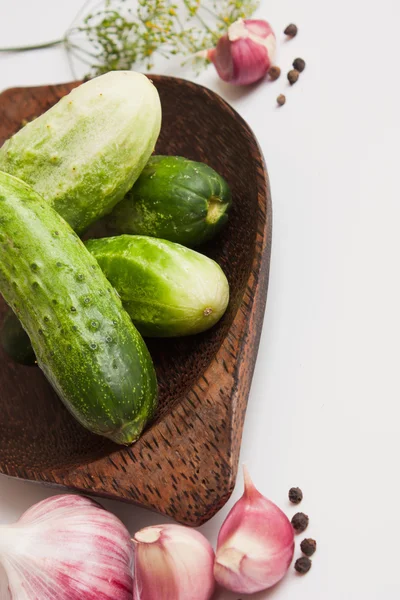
85;235;230;337
0;71;161;233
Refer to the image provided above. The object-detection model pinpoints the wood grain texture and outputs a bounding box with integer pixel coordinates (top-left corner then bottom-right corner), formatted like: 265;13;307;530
0;76;272;525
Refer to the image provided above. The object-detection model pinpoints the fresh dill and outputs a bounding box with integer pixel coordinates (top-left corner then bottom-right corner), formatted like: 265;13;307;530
0;0;259;76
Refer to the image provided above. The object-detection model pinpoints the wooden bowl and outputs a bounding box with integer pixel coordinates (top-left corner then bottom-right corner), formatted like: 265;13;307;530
0;76;271;526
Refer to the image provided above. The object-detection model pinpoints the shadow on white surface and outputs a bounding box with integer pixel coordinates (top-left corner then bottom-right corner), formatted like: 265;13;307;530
212;574;296;599
213;76;269;104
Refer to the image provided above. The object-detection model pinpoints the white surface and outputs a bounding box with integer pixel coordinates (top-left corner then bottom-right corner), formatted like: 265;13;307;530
0;0;399;597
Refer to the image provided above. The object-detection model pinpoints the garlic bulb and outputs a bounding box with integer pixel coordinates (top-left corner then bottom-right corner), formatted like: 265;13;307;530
0;494;133;600
214;467;294;593
203;18;276;86
133;524;215;600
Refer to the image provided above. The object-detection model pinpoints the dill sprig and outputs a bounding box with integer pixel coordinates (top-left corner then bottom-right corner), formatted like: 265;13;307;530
0;0;259;77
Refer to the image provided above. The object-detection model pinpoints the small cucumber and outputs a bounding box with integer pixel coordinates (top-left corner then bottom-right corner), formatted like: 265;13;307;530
86;235;230;337
0;172;157;444
0;72;161;234
103;156;231;246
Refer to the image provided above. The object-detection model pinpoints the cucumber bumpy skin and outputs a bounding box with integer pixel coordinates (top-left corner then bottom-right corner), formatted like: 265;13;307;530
86;235;230;337
0;71;161;234
103;156;232;247
0;172;158;444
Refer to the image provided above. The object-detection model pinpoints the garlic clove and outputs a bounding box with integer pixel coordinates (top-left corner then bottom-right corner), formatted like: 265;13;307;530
208;18;276;86
133;524;215;600
0;495;133;600
214;466;295;594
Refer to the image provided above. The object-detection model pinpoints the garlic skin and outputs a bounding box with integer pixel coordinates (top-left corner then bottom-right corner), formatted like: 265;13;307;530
0;495;133;600
133;524;215;600
206;18;276;86
214;467;294;594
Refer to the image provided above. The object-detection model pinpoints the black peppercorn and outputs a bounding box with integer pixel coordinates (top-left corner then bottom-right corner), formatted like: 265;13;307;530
268;66;281;81
300;538;317;557
295;556;312;574
293;58;306;72
288;487;303;504
291;512;309;533
277;94;286;107
287;69;299;85
284;24;298;37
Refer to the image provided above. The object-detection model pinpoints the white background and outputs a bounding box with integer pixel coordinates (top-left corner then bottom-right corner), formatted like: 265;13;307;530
1;0;399;598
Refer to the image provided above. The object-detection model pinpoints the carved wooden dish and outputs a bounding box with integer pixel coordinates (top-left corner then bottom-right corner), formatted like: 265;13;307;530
0;76;271;526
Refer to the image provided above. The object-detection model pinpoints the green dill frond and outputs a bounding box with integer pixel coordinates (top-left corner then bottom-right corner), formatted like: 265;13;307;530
65;0;259;76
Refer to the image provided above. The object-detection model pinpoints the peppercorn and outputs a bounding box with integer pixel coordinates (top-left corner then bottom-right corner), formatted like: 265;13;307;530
293;58;306;72
300;538;317;557
277;94;286;107
268;66;281;81
284;24;298;37
295;556;312;574
291;512;309;533
287;69;299;85
288;487;303;504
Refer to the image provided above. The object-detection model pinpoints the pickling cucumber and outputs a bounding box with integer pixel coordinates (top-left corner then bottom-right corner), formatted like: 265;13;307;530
0;172;158;444
86;235;230;337
0;71;161;234
103;156;232;246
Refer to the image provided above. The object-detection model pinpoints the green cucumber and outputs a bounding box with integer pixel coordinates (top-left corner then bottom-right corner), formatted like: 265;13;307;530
0;71;161;234
103;155;231;247
0;309;35;365
1;235;230;360
0;172;157;444
86;235;230;337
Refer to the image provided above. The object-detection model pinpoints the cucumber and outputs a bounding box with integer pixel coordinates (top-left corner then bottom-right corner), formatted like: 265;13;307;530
103;155;231;247
1;309;35;365
0;72;161;234
0;172;157;444
86;235;230;337
1;235;230;358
